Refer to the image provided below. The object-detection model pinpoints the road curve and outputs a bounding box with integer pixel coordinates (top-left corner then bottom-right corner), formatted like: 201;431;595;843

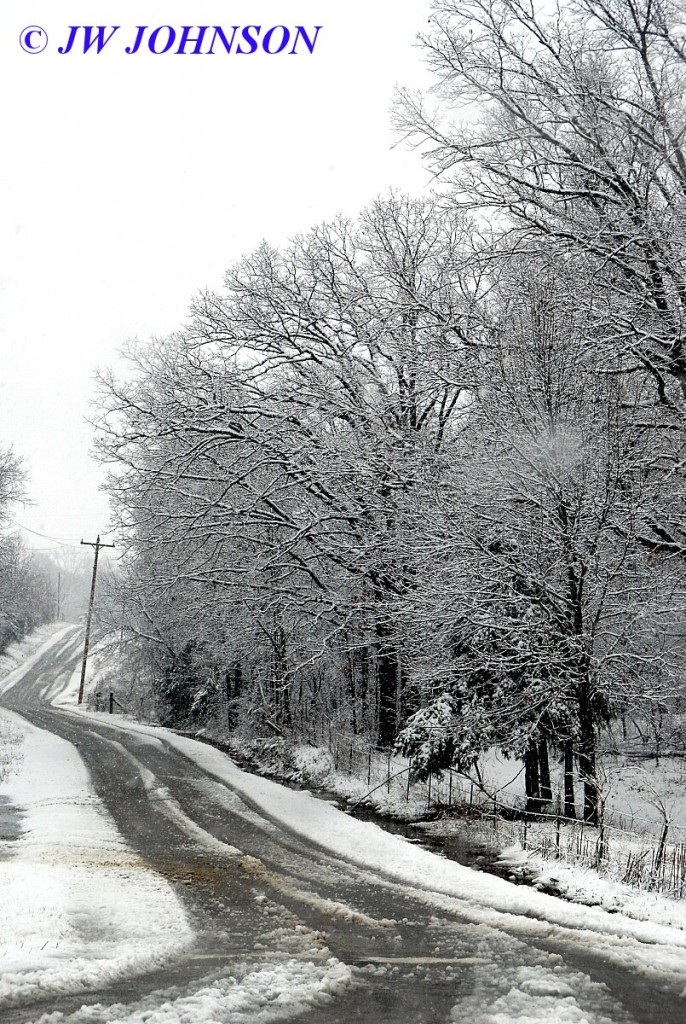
1;626;684;1024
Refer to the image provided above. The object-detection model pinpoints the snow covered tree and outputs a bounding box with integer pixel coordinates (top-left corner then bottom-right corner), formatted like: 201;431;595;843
0;446;24;529
398;0;686;408
0;445;54;650
95;195;483;744
397;267;682;823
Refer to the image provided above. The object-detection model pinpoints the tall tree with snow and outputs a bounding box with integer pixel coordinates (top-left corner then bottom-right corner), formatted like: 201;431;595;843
397;266;682;823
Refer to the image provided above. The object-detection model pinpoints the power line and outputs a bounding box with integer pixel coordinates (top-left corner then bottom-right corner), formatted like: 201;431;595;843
7;520;84;548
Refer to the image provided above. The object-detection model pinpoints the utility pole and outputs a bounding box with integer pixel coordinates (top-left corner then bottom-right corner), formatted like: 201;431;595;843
78;535;115;705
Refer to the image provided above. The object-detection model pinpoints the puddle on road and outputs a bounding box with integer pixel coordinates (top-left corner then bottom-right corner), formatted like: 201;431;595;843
195;734;504;878
0;794;23;851
276;779;502;876
345;802;495;867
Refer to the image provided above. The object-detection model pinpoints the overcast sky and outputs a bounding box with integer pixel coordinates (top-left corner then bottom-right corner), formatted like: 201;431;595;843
1;1;434;554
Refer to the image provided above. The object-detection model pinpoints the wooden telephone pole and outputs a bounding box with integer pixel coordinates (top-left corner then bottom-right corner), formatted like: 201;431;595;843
78;535;115;705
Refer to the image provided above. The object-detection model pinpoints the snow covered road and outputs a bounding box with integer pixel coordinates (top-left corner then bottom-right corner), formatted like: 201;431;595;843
1;626;685;1023
0;710;193;1008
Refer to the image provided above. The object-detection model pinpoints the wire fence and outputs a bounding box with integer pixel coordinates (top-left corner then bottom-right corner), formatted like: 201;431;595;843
323;731;686;899
87;701;686;900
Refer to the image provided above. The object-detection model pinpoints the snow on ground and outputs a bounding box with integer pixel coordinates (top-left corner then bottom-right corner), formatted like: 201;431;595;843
415;817;686;930
211;736;686;932
303;737;686;850
0;705;354;1023
26;959;353;1024
0;630;355;1022
60;705;686;993
287;741;433;821
3;627;685;1015
0;708;194;1009
24;886;354;1024
448;962;629;1024
232;737;458;822
224;733;686;928
472;745;686;845
0;623;78;699
0;713;22;784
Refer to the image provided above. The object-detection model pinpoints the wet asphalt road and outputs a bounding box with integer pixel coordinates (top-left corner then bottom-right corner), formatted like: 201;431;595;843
1;627;685;1024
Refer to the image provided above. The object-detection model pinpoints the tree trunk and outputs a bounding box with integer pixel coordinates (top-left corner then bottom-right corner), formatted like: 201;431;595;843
376;650;399;748
524;741;542;814
226;663;243;731
356;644;369;735
563;740;577;819
577;681;599;825
272;624;290;727
375;616;399;748
344;646;357;735
537;737;552;803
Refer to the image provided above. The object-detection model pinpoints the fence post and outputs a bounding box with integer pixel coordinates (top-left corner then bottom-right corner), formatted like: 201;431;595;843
654;819;670;883
596;794;608;869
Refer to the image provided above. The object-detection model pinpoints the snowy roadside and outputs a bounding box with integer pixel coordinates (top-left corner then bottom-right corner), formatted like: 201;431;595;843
55;703;686;991
0;708;353;1022
169;733;686;938
0;628;676;1010
0;708;194;1009
419;817;686;928
0;623;79;699
22;959;353;1024
0;632;355;1022
50;640;686;945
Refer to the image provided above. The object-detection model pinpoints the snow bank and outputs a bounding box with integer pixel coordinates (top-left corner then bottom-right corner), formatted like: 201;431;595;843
493;837;686;928
0;710;193;1008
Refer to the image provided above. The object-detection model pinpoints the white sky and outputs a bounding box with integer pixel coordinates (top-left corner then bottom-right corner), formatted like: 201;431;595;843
0;1;434;552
